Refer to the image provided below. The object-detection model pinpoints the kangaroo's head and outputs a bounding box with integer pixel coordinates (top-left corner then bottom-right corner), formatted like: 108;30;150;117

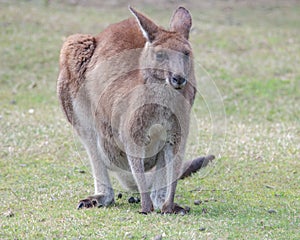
130;6;193;90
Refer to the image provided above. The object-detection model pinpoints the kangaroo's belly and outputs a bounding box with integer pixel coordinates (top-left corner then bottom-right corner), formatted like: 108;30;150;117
96;121;158;172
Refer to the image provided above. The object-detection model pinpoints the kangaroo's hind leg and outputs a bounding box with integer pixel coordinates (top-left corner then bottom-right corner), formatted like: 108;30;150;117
160;144;186;214
150;150;167;210
76;126;115;209
72;94;115;209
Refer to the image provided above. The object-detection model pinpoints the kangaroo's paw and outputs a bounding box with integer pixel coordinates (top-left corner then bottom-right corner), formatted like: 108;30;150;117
77;194;114;209
180;154;215;180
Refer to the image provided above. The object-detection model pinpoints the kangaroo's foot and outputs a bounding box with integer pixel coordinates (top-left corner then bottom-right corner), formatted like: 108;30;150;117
77;194;114;209
138;192;154;214
180;155;215;180
161;202;187;215
139;203;154;215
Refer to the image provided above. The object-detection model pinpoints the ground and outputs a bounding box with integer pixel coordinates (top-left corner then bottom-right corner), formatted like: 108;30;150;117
0;0;299;239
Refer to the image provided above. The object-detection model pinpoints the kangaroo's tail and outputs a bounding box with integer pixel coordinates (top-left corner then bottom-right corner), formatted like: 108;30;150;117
179;155;215;180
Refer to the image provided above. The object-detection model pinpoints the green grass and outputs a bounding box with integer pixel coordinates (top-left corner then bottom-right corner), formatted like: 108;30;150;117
1;1;299;239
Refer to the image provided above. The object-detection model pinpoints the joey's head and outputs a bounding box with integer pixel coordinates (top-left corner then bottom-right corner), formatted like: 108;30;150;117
129;6;193;90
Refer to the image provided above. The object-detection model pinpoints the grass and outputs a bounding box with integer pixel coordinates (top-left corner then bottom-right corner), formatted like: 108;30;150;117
1;0;299;239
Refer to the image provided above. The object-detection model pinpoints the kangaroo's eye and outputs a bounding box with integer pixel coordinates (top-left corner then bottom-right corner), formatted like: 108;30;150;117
183;50;190;57
183;51;190;62
156;51;167;62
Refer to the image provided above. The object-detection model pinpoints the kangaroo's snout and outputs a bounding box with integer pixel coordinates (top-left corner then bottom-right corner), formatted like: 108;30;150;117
169;74;187;89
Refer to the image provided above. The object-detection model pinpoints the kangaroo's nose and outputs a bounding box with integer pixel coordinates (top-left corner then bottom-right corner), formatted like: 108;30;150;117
170;74;187;89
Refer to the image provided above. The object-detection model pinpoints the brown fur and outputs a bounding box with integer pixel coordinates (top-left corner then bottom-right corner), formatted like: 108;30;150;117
57;34;96;123
57;7;211;214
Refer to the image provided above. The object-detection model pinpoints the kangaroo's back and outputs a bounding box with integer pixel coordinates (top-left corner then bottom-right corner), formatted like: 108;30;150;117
57;17;146;124
94;18;146;58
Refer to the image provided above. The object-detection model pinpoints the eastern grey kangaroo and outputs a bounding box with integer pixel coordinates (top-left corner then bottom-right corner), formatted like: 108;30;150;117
57;6;214;214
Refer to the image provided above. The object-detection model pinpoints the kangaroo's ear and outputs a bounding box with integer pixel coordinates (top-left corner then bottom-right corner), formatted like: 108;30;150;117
170;6;192;39
129;6;159;43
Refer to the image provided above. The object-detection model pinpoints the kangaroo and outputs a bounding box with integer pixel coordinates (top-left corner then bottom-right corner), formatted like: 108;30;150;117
57;6;214;214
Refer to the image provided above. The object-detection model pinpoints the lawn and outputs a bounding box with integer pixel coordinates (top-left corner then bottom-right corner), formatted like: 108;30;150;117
0;0;299;239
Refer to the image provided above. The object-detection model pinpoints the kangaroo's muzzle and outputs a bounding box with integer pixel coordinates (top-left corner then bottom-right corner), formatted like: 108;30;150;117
168;74;187;89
